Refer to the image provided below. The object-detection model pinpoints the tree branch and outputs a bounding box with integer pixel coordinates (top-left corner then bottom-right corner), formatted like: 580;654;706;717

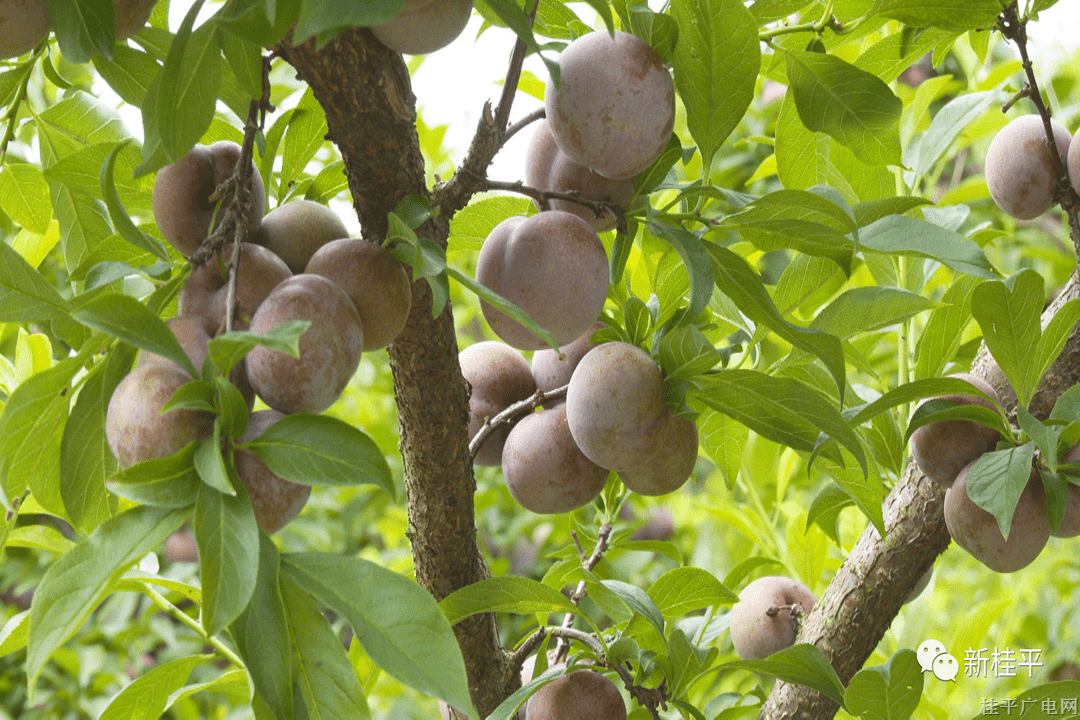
469;385;567;461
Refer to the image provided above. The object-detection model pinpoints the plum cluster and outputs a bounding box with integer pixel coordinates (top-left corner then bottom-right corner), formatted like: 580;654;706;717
0;0;157;58
985;115;1080;220
462;331;698;515
106;141;412;533
911;373;1080;572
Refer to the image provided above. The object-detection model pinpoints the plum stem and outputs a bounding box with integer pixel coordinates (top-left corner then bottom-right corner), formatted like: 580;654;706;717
468;385;567;461
482;178;628;231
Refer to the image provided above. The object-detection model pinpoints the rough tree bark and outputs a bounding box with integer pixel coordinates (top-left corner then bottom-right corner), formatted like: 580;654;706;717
276;29;516;716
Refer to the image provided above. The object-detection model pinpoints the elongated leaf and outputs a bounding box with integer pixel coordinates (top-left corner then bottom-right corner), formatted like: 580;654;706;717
657;325;722;380
195;482;259;636
784;50;902;166
648;567;737;618
859;215;996;279
965;444;1037;540
162;670;250;711
27;506;189;699
722;643;847;706
970;269;1043;404
670;0;759;173
871;0;1002;31
446;266;559;350
915;89;1001;180
93;45;161;107
207;321;307;376
1033;299;1080;399
73;293;199;377
280;573;372;720
282;552;477;719
46;0;114;63
101;141;169;260
0;611;29;657
690;400;747;489
845;650;923;720
293;0;403;45
448;197;533;256
648;222;715;326
0;238;73;324
915;275;980;379
0;163;52;235
100;655;211;720
242;413;394;496
847;376;1001;427
280;89;328;197
440;576;582;627
809;287;936;340
106;444;202;508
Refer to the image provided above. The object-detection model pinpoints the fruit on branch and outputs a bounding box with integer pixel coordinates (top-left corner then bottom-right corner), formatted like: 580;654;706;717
524;667;627;720
944;463;1050;573
619;413;698;496
306;238;412;350
152;141;266;256
545;30;675;180
234;410;311;534
476;211;609;350
0;0;49;59
565;341;667;472
524;119;635;232
114;0;158;41
502;403;609;514
625;505;675;542
245;274;364;414
729;576;816;660
1070;126;1080;197
531;321;606;395
459;341;535;466
984;115;1071;220
910;373;1001;485
179;242;292;334
253;199;349;274
105;364;214;469
369;0;473;55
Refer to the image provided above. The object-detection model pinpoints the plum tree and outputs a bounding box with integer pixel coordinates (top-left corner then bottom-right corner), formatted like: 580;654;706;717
729;576;816;660
245;274;364;414
524;119;634;231
910;373;1001;484
152;141;266;256
459;341;535;466
618;414;698;497
944;463;1050;573
305;237;412;350
545;30;675;180
234;410;311;534
530;321;606;394
105;364;215;469
524;667;626;720
369;0;473;55
501;404;609;514
179;242;292;333
984;115;1071;219
565;342;668;472
476;211;608;350
0;0;49;58
253;199;349;274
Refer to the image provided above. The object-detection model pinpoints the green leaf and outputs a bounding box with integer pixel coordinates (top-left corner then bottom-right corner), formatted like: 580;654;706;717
46;0;115;63
693;370;867;475
72;294;200;377
648;223;716;327
280;89;328;198
37;90;128;166
666;627;719;697
809;287;936;340
242;413;394;497
220;33;263;100
1033;299;1080;401
965;444;1037;541
971;269;1043;404
161;670;250;712
670;0;759;173
100;655;211;720
207;321;308;377
722;643;847;707
783;50;902;166
915;275;980;379
914;89;1001;181
0;163;52;235
194;429;236;496
807;485;853;543
648;567;738;618
658;324;722;380
101;141;170;261
690;400;747;490
0;610;29;657
282;552;478;719
440;576;583;627
280;573;373;720
293;0;403;44
970;681;1080;720
1018;405;1063;472
848;376;1002;427
195;482;259;636
93;45;161;106
707;244;846;399
851;197;934;228
26;506;189;700
230;534;293;720
213;0;301;46
859;215;996;279
446;266;559;350
844;650;923;720
106;444;202;508
0;237;73;324
871;0;1003;31
448;196;533;255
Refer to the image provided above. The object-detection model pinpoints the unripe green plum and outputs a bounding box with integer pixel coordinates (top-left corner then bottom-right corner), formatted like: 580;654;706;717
0;0;48;58
106;364;214;469
370;0;473;55
152;141;266;256
525;119;634;232
234;410;311;534
944;463;1050;573
531;321;606;394
729;576;815;660
476;211;608;350
985;115;1071;220
252;199;349;274
179;242;292;334
459;341;535;466
245;274;364;414
305;238;412;350
619;413;698;496
565;342;667;471
524;668;626;720
502;404;609;514
545;31;674;180
910;373;1000;485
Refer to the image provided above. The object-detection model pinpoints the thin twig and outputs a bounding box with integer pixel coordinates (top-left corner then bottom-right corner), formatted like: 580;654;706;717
482;178;626;229
468;385;567;461
503;107;546;146
553;522;612;663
